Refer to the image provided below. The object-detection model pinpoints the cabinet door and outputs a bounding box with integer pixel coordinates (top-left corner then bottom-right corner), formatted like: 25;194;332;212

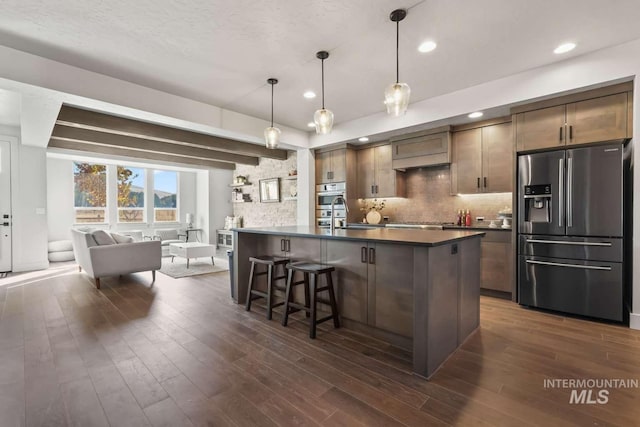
451;128;482;194
373;144;394;197
330;149;347;182
515;105;566;152
356;147;375;198
482;122;513;193
480;232;513;293
566;93;628;146
325;240;369;323
315;151;332;183
370;243;413;338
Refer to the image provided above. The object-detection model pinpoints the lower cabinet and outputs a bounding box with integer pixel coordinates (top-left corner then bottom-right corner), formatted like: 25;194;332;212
480;231;513;293
326;240;413;338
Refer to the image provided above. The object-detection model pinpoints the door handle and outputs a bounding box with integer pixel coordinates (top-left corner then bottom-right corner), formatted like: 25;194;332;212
368;247;375;264
559;126;563;142
361;246;368;263
567;157;573;228
525;239;612;247
558;158;564;227
525;259;611;271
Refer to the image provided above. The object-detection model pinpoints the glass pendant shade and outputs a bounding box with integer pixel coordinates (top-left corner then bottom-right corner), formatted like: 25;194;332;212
264;77;279;149
384;82;411;116
314;108;334;134
264;126;281;149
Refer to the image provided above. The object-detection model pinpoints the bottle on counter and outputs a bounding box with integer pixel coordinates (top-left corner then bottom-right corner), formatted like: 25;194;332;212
465;209;472;227
456;210;462;226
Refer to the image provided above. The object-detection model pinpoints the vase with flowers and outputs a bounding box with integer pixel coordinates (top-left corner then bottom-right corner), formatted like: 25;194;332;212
360;199;386;224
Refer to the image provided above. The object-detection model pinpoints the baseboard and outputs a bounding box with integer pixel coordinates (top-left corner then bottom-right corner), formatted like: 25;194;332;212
12;261;50;273
630;312;640;330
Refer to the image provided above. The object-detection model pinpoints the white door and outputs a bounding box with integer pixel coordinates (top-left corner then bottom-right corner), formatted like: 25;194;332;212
0;140;11;272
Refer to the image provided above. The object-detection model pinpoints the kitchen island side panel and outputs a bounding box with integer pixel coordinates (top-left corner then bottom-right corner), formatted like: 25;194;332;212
458;237;481;343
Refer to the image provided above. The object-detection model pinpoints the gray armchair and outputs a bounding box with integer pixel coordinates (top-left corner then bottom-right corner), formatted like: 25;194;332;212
154;229;186;256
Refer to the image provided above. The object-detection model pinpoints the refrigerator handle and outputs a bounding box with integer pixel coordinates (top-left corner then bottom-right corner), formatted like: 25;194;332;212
558;158;564;227
567;157;573;228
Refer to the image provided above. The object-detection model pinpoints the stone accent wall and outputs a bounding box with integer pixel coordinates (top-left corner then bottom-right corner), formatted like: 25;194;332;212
232;152;297;227
360;165;512;225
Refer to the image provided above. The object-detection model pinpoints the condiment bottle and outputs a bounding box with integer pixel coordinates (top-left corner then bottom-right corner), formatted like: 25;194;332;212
456;210;462;226
465;210;472;227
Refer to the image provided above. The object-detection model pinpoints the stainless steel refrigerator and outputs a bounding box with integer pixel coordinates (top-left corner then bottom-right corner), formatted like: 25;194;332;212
517;143;628;322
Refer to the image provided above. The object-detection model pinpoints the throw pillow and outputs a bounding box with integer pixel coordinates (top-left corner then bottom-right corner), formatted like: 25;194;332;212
111;233;134;244
91;229;117;246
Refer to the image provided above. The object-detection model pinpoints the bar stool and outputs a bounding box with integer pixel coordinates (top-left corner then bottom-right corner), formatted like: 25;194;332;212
245;255;290;320
282;262;340;339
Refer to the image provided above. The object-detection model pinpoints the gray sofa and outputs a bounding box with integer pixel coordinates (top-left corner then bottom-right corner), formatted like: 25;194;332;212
70;228;162;289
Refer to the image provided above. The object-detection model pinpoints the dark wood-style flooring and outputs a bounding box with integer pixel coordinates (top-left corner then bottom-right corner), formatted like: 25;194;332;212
1;266;639;426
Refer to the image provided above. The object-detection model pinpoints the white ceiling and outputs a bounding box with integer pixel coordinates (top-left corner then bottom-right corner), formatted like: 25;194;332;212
1;0;640;132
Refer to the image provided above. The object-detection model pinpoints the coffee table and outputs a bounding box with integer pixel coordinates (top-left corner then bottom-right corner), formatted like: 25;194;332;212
169;242;215;268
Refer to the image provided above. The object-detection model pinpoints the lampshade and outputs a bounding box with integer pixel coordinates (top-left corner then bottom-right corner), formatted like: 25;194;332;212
313;51;333;134
264;78;280;148
386;9;411;116
313;108;334;135
185;213;193;227
384;82;411;116
264;126;281;149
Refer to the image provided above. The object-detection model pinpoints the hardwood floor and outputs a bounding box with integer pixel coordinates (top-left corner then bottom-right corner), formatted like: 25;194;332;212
1;265;639;426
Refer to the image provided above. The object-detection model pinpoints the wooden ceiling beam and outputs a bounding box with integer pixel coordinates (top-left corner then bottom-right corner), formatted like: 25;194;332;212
51;125;259;165
56;105;288;160
48;139;236;170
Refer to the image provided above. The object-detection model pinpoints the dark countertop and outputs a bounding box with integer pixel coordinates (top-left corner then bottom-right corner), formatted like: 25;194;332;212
233;226;484;247
444;225;512;232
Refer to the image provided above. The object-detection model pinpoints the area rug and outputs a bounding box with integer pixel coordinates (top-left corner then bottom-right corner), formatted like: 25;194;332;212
159;256;229;278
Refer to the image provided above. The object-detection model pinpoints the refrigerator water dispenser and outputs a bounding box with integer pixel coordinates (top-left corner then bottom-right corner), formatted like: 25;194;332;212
523;184;551;223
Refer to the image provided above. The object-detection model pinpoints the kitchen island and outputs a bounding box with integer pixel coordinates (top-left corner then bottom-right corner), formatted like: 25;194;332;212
232;226;484;378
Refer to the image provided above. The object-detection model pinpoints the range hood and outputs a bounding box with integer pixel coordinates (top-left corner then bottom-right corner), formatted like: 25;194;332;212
391;126;451;170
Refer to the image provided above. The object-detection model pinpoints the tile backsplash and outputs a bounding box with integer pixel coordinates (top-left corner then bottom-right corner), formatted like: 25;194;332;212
232;152;298;227
360;165;512;224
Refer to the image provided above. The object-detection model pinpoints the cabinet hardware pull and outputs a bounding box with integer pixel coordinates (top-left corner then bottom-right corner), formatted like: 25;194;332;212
477;177;480;188
567;157;573;228
375;185;379;194
285;239;291;252
280;239;285;252
369;247;375;264
483;177;487;188
361;247;368;263
525;259;611;271
569;125;573;140
559;126;563;142
371;185;375;195
525;239;612;247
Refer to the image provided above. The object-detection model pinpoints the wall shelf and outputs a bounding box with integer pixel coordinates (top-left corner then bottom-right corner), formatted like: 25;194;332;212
283;176;297;181
229;183;252;187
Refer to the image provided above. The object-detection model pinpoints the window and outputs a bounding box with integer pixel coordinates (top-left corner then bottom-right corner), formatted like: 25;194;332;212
153;170;178;222
73;162;107;223
117;166;145;223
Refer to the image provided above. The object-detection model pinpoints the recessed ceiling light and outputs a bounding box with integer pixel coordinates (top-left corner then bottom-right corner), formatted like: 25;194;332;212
418;40;437;53
554;42;576;54
303;91;316;99
468;112;483;119
358;137;369;142
307;122;316;128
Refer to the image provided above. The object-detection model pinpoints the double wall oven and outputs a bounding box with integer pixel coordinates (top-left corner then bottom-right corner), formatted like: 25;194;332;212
316;182;346;228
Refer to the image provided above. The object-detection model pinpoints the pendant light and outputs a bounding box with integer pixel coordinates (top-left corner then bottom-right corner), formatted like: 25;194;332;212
264;78;280;149
385;9;411;116
313;51;334;134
